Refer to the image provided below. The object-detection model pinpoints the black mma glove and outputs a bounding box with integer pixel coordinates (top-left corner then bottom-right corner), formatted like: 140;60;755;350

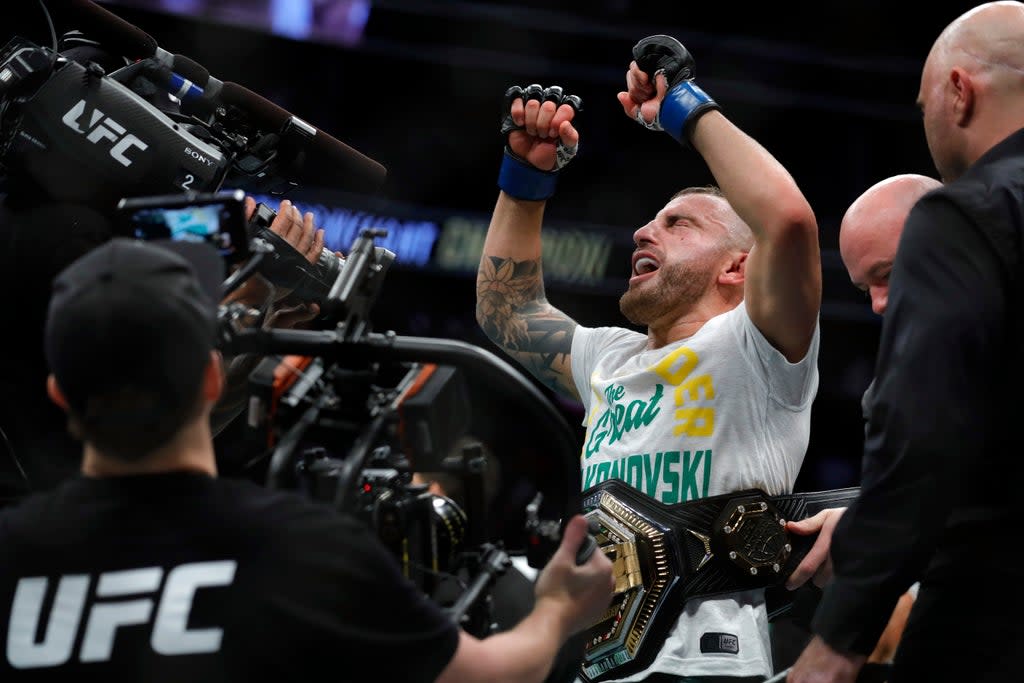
631;35;720;145
497;83;583;201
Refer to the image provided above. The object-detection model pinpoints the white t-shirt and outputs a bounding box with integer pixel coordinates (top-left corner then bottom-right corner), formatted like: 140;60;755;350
570;302;820;679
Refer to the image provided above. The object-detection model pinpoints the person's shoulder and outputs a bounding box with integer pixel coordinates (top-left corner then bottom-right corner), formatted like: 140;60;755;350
0;478;90;545
705;301;756;339
0;474;90;516
935;146;1024;212
217;477;362;531
717;300;748;323
913;170;1019;238
580;324;646;349
928;174;982;206
0;488;50;529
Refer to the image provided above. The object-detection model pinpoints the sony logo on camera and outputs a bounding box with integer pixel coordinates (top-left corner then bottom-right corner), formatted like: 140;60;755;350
61;99;149;168
184;146;217;167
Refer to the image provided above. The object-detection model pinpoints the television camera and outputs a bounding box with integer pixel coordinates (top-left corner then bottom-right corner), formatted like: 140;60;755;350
0;0;386;310
0;1;586;637
0;1;386;212
207;215;583;635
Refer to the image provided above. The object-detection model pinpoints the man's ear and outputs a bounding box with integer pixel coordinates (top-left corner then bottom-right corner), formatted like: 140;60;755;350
46;375;68;410
950;67;974;128
718;252;747;286
46;375;83;440
204;351;224;404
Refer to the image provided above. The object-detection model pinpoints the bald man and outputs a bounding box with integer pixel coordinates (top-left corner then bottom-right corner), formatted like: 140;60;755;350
839;174;943;317
775;175;940;674
840;173;943;420
789;3;1024;682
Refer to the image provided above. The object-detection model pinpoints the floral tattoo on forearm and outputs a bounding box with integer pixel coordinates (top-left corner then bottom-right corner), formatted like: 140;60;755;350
477;255;576;395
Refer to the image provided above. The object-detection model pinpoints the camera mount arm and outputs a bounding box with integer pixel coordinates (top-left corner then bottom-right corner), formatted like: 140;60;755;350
220;328;582;502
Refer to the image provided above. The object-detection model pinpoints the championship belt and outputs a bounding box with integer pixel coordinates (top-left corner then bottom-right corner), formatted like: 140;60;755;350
578;480;859;683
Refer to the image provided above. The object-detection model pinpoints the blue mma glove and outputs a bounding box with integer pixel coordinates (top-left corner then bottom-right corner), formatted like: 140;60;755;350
631;35;720;145
498;84;582;201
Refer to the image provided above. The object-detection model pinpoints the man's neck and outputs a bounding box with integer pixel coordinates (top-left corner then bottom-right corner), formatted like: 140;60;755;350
647;299;740;349
81;420;218;477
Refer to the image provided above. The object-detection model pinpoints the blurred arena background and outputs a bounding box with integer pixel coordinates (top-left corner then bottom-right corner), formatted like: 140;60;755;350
5;0;979;541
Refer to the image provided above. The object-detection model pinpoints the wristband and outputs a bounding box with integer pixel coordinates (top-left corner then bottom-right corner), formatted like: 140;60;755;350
497;148;559;201
660;81;720;145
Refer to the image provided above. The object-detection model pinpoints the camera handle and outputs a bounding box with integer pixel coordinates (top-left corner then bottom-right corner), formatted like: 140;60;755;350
324;228;395;342
331;410;393;513
444;543;511;634
264;387;336;490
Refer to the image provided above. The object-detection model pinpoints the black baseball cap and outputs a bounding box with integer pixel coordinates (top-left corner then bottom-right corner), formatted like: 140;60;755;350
44;238;224;424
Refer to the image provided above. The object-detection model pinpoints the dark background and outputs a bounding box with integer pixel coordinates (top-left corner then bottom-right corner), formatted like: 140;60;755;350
5;0;982;539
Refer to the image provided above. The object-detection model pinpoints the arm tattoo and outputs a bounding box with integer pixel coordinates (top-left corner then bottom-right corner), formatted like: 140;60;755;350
477;255;578;396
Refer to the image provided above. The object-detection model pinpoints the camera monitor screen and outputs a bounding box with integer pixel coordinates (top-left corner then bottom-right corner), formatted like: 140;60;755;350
117;191;251;264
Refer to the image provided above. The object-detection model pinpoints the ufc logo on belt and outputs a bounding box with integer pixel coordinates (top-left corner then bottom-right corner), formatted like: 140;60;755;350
5;560;236;669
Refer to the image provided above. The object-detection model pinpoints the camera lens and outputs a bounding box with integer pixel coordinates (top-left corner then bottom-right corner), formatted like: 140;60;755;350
431;494;467;571
248;203;346;303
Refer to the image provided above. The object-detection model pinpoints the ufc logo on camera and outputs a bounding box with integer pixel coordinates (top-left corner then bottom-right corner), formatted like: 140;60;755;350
5;560;236;669
61;99;149;167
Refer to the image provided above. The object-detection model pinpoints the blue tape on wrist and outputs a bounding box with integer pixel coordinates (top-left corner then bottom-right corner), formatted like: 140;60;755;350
660;81;717;143
498;149;559;200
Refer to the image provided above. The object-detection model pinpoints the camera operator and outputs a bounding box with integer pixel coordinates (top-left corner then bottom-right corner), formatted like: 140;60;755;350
0;195;330;505
413;436;588;683
0;238;615;682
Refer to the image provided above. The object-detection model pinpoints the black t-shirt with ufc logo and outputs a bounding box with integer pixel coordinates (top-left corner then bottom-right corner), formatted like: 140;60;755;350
0;472;459;682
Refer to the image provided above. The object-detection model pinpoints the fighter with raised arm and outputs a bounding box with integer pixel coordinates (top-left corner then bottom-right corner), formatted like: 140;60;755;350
477;35;821;681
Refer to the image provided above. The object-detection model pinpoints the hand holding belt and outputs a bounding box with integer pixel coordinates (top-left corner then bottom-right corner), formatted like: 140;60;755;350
577;479;860;683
